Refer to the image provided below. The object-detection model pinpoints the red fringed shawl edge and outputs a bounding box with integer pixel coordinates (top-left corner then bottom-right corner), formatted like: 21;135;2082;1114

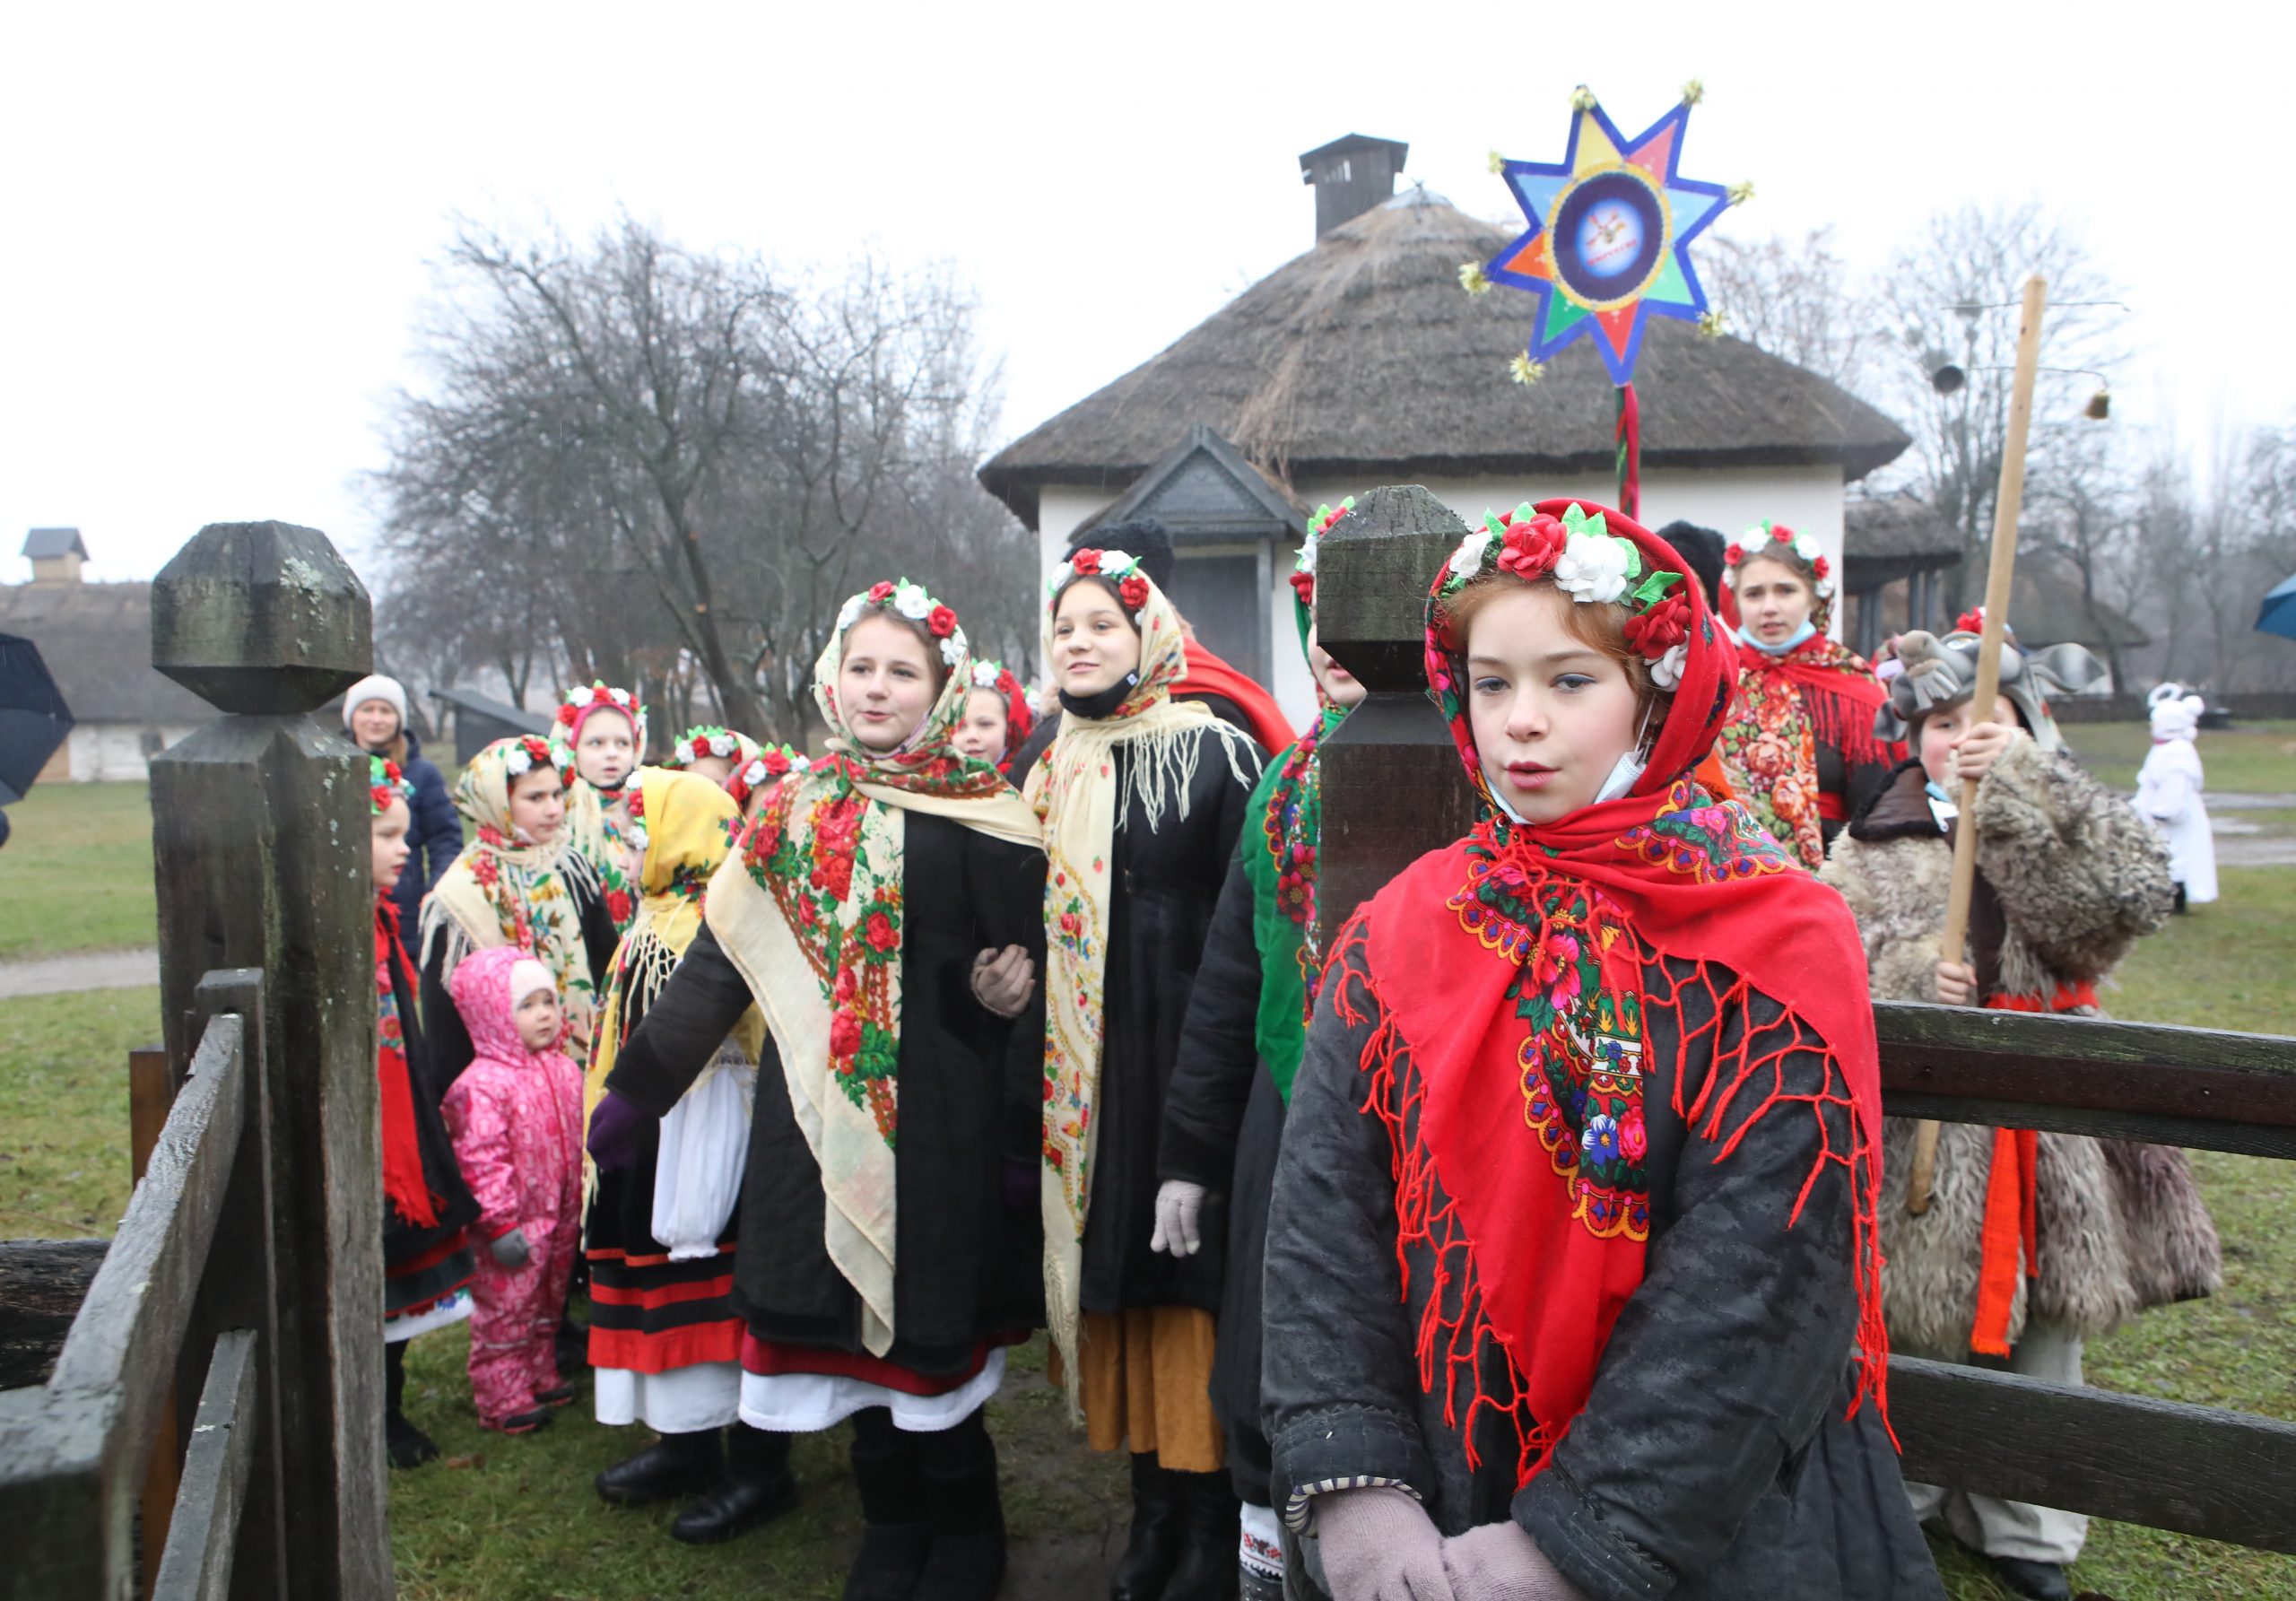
1323;895;1895;1490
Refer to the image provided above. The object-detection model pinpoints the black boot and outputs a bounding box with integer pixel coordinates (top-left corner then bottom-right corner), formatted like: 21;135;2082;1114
673;1423;799;1545
915;1414;1004;1601
1990;1556;2071;1601
596;1428;724;1506
2173;881;2190;915
1110;1454;1186;1601
1160;1471;1240;1601
847;1408;933;1601
384;1343;439;1469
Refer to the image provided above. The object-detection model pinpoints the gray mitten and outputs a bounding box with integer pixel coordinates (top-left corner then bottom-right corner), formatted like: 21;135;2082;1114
489;1228;531;1269
1439;1520;1584;1601
1314;1485;1454;1601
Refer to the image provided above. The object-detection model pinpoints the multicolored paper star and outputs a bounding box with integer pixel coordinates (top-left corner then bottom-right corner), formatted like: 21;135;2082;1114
1485;92;1736;387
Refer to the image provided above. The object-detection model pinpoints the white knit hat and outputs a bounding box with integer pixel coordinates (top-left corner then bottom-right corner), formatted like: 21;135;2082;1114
342;674;408;731
508;958;556;1009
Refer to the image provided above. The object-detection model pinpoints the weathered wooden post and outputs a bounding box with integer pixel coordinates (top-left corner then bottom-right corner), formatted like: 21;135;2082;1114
148;522;389;1600
1315;485;1479;949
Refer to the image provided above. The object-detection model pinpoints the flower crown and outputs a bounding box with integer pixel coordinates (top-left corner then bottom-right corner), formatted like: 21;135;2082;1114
501;734;570;783
725;744;813;810
660;725;748;770
1722;521;1833;599
622;779;650;857
970;658;1023;700
1050;547;1152;615
369;755;414;816
1439;502;1693;690
1291;498;1354;608
553;681;648;745
835;579;968;670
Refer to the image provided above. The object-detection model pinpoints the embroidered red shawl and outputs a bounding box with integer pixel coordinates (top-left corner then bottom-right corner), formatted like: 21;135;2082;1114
376;898;438;1229
1344;500;1889;1485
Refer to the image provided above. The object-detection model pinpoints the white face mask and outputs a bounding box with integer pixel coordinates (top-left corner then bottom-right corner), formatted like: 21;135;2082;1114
1592;700;1661;805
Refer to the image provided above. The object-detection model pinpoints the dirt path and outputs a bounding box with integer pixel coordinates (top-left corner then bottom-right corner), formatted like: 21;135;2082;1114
0;947;159;999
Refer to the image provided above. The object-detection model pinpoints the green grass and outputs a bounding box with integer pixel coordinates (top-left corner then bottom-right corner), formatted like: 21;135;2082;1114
2068;718;2296;795
0;782;156;959
0;986;155;1237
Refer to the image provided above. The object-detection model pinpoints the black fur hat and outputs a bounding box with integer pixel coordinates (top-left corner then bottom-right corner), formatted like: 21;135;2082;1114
1653;520;1726;609
1071;518;1175;590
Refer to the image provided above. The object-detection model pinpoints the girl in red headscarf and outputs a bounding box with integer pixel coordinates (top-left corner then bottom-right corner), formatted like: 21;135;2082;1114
1717;523;1900;868
1260;504;1940;1600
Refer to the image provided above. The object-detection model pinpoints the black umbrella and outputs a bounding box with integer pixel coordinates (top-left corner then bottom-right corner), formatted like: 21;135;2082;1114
0;631;75;805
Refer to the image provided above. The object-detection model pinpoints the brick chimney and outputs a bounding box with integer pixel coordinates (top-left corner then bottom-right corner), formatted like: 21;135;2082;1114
23;526;87;584
1300;134;1410;239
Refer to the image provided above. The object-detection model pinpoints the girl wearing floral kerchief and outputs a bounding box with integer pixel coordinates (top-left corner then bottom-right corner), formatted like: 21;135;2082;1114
952;658;1035;776
1026;544;1265;1599
371;756;480;1470
1157;500;1362;1600
418;735;621;1089
659;724;763;788
1261;503;1939;1601
1716;523;1900;867
552;681;649;930
723;743;813;821
587;579;1045;1601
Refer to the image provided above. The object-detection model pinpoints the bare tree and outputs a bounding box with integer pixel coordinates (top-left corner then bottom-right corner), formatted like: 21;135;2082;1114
1702;226;1879;394
373;217;1031;741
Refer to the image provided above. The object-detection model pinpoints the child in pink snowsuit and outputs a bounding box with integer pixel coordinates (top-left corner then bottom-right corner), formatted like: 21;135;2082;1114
442;946;586;1431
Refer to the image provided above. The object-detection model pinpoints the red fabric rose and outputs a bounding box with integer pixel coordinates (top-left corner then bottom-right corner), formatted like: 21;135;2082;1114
763;750;792;775
1069;549;1102;575
1289;570;1315;605
926;604;957;638
1497;514;1568;579
555;703;577;726
1622;591;1692;657
1118;574;1150;612
1957;605;1985;634
830;1009;863;1063
1723;542;1744;566
865;911;898;952
867;580;895;603
1770;524;1795;544
605;889;632;924
1812;554;1831;579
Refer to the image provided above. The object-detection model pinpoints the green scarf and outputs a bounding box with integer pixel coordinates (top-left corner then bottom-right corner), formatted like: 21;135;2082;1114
1239;702;1349;1101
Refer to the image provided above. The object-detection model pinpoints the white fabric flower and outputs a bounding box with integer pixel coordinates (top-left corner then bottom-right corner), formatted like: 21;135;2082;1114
740;759;766;787
941;635;963;668
893;584;930;621
1649;642;1689;691
1099;548;1135;574
709;732;735;757
1554;533;1632;604
1297;538;1318;576
627;822;649;855
1448;530;1493;576
1815;577;1837;599
972;661;1000;689
836;596;865;631
505;747;534;777
568;685;595;708
1793;534;1822;565
789;754;812;772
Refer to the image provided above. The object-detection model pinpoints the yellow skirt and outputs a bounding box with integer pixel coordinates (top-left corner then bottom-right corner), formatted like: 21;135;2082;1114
1050;1305;1225;1474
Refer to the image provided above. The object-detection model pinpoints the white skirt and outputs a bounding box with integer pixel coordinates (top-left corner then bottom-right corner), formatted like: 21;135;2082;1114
738;1347;1007;1434
594;1358;743;1433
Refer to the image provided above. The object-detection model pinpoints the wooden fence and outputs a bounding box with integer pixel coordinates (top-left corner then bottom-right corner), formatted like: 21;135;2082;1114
1318;484;2296;1557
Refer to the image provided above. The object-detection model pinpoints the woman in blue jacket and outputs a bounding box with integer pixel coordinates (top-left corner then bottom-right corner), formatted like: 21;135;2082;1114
344;674;461;931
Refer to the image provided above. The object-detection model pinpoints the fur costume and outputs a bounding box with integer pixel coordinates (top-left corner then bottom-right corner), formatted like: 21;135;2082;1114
1821;740;2220;1357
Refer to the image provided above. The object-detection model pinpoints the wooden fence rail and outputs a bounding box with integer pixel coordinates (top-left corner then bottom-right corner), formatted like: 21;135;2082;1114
0;992;266;1599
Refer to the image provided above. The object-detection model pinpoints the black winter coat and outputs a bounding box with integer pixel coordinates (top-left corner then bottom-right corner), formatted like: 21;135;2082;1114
378;731;460;934
1080;724;1263;1316
1159;844;1285;1502
607;814;1048;1377
1263;935;1942;1601
1006;690;1255;787
417;867;620;1095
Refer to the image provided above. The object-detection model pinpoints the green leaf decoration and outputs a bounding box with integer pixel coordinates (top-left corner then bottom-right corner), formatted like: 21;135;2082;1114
1631;568;1683;607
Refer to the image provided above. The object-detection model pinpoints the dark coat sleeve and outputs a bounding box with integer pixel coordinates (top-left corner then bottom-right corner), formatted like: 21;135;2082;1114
418;936;474;1096
576;873;622;991
960;830;1049;1171
1513;980;1860;1598
605;922;761;1118
407;756;460;897
1263;933;1436;1501
1158;846;1264;1191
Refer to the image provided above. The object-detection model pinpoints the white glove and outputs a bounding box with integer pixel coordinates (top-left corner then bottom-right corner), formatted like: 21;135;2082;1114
1150;1179;1207;1257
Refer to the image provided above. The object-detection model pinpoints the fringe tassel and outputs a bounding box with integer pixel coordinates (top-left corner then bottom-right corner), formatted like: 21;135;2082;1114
1801;679;1899;770
1119;718;1258;834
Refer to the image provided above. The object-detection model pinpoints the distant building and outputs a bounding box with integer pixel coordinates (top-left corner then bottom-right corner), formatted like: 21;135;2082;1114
4;532;208;781
981;133;1911;722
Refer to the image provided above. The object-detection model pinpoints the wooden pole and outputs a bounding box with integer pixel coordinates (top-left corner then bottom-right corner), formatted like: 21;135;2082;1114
128;1046;179;1599
1905;274;2048;1215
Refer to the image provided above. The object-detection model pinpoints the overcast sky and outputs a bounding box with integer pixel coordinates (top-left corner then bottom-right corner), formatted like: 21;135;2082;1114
4;0;2279;586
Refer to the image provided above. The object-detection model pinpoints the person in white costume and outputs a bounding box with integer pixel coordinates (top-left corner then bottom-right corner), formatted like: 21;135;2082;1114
2134;685;2218;911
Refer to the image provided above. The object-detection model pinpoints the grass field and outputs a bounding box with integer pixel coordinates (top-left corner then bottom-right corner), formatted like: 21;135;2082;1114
3;752;2293;1597
0;782;156;959
2067;718;2296;795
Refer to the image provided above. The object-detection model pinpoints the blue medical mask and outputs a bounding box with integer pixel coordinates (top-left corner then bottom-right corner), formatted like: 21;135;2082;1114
1745;618;1818;656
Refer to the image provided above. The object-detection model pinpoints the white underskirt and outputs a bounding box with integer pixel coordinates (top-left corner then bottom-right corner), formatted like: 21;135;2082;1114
594;1359;742;1432
383;1288;472;1344
737;1347;1006;1434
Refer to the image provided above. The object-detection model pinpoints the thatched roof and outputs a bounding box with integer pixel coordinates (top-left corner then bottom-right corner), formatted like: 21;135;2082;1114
0;580;211;725
1845;494;1963;563
2013;553;2150;651
982;192;1911;527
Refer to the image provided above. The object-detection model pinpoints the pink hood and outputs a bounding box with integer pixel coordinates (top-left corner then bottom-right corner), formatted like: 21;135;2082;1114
449;944;559;1066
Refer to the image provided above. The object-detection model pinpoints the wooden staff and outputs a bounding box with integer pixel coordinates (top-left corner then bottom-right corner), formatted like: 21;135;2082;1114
1903;274;2048;1216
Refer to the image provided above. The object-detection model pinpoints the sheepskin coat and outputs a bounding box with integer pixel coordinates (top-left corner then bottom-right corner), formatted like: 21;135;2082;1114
1820;743;2220;1357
